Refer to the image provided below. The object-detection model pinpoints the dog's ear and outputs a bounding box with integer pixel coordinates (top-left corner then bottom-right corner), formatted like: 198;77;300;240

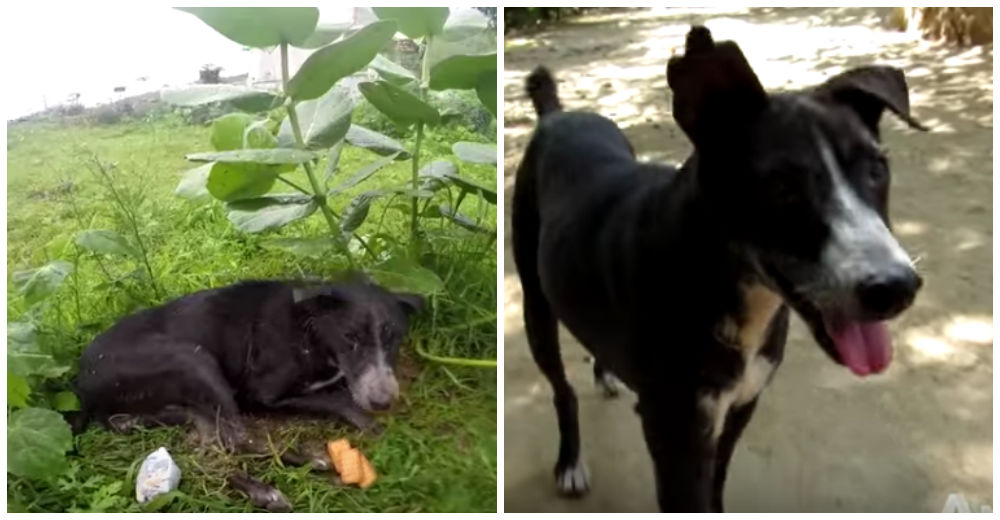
395;292;425;315
292;286;346;310
813;66;928;137
667;26;767;147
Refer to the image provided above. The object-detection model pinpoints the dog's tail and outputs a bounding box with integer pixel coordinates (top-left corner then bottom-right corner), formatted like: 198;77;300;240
526;66;562;117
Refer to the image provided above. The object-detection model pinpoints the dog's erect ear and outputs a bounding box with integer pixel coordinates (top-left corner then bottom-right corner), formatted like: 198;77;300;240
667;26;767;146
813;66;928;137
395;292;425;315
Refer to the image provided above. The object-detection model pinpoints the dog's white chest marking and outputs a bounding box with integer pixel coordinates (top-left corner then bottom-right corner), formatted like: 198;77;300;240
702;285;782;440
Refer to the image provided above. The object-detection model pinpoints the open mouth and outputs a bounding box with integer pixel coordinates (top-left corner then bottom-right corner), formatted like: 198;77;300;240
786;292;901;378
821;315;892;376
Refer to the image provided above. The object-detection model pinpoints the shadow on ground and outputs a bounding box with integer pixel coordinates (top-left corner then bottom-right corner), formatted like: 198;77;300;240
503;7;992;513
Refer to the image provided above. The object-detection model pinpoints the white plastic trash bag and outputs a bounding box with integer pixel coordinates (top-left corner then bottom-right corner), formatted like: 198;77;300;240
136;447;181;504
942;493;992;513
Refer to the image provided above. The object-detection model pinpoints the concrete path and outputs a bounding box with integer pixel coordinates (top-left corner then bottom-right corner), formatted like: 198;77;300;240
503;8;992;512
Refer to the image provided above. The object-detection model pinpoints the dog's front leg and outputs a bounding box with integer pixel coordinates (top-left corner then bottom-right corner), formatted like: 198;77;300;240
636;392;716;512
271;390;380;433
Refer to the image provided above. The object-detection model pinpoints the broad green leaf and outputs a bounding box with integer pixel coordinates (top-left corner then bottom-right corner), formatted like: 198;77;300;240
51;391;81;412
434;204;494;234
426;23;496;69
226;195;318;232
177;7;319;47
359;81;440;127
440;8;490;41
12;261;73;306
340;191;382;238
287;20;397;101
7;322;69;380
419;159;458;178
8;322;38;352
429;53;496;90
339;187;433;240
175;163;212;199
476;73;497;117
8;373;30;409
211;113;256;151
187;148;316;165
370;254;445;295
7;407;74;480
8;351;69;380
419;160;497;204
295;22;354;49
75;230;140;259
329;153;399;195
452;141;497;165
345;124;411;160
372;7;449;39
244;120;278;149
161;85;280;113
206;162;278;202
278;83;354;150
369;54;417;85
261;237;337;258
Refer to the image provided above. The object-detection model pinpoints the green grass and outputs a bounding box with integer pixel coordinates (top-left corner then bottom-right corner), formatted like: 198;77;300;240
6;111;497;512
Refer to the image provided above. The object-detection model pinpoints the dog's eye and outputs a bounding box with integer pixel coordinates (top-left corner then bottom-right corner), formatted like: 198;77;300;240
867;156;889;184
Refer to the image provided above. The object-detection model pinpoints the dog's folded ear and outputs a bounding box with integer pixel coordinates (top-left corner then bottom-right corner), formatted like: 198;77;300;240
395;292;425;315
292;286;345;307
667;26;767;147
813;66;928;137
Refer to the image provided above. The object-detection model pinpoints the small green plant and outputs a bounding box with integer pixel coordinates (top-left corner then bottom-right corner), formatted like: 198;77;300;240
162;7;497;292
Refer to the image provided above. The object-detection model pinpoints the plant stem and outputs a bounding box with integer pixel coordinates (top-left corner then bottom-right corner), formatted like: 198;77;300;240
414;339;497;368
276;175;311;195
90;157;162;300
281;42;355;267
410;122;424;241
409;34;434;246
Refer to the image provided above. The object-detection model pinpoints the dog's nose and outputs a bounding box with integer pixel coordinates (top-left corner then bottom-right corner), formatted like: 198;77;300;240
368;397;392;411
856;267;922;318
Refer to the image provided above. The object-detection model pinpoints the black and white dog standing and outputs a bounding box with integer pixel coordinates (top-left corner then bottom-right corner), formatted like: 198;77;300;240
512;26;925;512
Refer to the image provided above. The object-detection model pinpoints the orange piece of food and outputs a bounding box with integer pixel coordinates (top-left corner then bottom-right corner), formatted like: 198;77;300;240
338;448;364;485
326;439;352;474
359;452;377;489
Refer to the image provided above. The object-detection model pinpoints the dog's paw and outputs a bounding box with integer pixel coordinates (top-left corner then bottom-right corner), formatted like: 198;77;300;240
229;473;293;513
596;372;621;399
555;459;591;497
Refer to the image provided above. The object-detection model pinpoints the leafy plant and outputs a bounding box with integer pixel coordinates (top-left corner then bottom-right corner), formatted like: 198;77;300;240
162;7;496;285
8;261;78;481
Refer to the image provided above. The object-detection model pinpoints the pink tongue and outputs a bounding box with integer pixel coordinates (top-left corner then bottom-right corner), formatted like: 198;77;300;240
823;319;892;376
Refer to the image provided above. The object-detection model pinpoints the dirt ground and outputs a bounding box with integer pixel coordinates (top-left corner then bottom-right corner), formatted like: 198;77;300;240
502;7;992;513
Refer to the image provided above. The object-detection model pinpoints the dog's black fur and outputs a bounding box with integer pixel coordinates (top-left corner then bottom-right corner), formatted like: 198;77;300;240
513;26;925;511
74;279;423;447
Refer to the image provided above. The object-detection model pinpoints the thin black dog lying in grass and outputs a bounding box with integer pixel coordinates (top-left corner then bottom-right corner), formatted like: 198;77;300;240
513;26;925;511
73;278;423;511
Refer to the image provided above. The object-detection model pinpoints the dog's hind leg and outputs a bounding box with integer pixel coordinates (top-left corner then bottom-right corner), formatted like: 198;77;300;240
524;293;589;496
593;363;620;399
513;152;589;497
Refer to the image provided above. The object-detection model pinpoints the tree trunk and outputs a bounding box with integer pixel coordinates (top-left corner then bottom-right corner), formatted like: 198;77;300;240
892;7;992;46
